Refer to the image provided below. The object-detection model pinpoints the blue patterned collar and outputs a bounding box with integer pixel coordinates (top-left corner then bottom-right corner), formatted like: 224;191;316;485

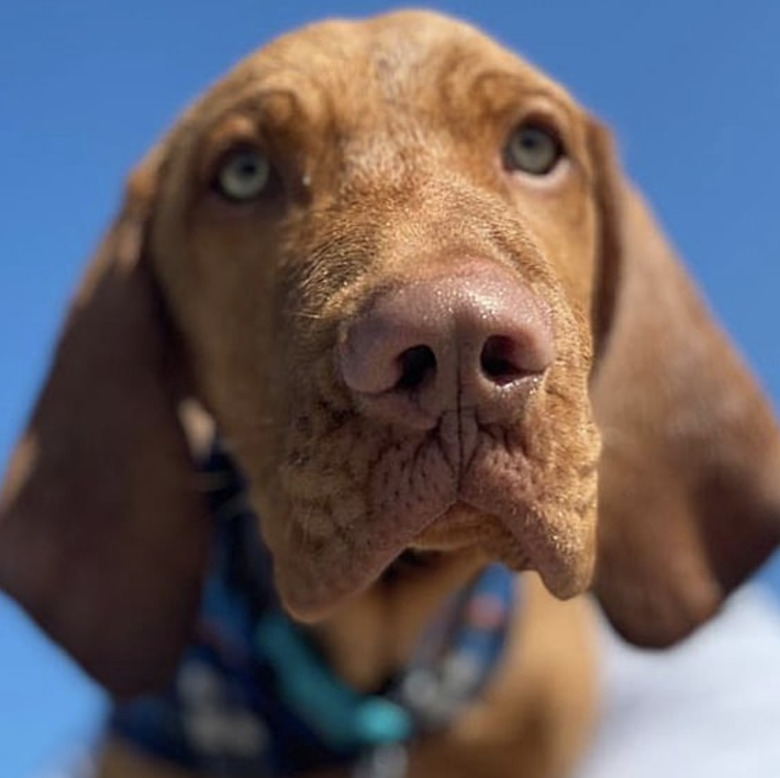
111;445;517;777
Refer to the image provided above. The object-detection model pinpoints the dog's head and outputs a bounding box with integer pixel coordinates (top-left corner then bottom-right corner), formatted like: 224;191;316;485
2;11;779;696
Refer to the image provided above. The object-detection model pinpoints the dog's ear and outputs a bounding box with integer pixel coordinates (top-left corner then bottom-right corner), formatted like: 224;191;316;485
588;122;780;647
0;148;210;697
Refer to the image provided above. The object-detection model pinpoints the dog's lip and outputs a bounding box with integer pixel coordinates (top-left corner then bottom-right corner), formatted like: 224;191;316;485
279;480;594;620
276;501;505;621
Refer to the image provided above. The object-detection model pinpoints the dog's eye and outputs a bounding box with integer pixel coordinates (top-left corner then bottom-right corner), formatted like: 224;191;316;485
505;124;563;176
214;148;271;201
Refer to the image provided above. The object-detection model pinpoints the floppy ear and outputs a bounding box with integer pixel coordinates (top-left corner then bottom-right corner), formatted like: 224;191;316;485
589;123;780;647
0;151;210;697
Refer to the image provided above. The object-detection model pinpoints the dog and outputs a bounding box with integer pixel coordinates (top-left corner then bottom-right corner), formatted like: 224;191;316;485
2;9;779;778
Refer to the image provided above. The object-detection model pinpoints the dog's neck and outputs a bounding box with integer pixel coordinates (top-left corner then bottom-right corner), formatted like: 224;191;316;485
312;550;486;690
182;409;489;692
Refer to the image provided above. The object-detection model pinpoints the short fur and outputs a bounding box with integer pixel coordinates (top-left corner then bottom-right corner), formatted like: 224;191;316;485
2;10;779;778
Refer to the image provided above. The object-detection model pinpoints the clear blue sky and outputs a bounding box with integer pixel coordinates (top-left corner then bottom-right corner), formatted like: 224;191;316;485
1;1;779;776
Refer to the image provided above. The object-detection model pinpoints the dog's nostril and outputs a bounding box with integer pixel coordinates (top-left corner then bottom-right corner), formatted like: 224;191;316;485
396;345;437;391
480;335;526;385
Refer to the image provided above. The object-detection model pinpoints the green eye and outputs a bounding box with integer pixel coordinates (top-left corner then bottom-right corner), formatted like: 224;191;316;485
214;148;271;201
506;124;563;176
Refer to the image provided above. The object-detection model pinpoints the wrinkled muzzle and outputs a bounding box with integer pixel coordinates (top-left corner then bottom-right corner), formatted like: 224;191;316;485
260;255;599;621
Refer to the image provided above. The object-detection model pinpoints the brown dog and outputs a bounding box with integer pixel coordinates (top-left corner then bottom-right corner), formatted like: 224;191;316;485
2;9;780;778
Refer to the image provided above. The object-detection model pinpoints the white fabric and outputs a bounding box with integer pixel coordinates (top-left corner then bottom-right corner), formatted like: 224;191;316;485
573;584;780;778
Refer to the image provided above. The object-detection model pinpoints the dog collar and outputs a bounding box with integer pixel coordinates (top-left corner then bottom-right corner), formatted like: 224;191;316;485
110;445;517;777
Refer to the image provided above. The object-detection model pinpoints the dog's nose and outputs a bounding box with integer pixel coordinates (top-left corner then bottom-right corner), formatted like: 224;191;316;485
338;264;554;426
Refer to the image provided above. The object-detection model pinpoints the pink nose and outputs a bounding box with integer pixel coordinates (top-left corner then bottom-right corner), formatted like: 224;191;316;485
338;264;555;427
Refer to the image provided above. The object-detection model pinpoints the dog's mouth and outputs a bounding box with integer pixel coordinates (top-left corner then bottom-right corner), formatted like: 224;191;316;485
267;398;598;622
380;547;450;586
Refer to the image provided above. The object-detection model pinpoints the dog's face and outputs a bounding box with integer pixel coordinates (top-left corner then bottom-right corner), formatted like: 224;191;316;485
152;12;601;619
2;10;779;695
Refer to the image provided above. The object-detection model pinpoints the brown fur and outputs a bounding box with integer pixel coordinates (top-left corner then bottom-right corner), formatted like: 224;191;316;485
2;9;780;778
97;577;597;778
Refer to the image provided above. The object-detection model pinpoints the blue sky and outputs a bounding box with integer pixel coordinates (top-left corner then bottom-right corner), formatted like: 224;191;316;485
1;1;779;776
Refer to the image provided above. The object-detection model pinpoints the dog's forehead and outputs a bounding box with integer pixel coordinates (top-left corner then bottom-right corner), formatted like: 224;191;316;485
260;10;522;80
198;10;575;124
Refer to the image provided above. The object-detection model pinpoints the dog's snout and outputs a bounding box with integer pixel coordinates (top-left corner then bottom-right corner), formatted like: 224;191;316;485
338;264;554;426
